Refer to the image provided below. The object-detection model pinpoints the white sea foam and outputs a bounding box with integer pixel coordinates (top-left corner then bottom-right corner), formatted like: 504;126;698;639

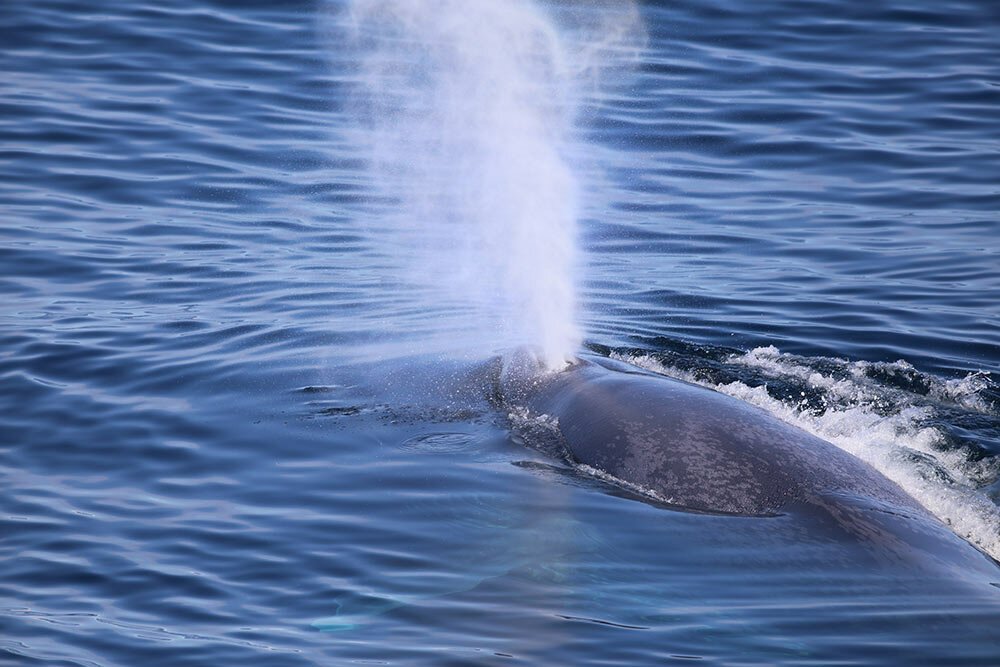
614;349;1000;560
337;0;643;368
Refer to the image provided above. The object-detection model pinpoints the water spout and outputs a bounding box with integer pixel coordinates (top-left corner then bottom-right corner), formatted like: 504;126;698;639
340;0;642;368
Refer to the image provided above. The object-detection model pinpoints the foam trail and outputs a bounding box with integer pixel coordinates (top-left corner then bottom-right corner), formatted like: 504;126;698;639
340;0;642;367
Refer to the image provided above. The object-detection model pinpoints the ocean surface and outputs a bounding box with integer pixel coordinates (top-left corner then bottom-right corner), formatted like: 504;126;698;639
2;0;1000;665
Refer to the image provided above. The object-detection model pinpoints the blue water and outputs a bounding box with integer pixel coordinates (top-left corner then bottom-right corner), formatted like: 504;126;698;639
2;1;1000;665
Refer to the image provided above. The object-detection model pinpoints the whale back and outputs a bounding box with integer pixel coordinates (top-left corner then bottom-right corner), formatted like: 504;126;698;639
505;352;922;517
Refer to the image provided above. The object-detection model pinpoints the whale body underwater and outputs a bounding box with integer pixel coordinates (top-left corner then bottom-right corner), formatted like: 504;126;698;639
498;348;999;578
314;348;999;631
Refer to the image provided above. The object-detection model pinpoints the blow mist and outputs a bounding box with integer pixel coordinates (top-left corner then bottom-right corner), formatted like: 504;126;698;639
342;0;642;368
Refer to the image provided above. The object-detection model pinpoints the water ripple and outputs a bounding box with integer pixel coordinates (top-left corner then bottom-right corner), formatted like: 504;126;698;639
2;0;999;665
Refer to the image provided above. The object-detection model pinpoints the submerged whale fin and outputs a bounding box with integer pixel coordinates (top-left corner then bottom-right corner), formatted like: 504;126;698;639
312;593;409;632
312;512;586;632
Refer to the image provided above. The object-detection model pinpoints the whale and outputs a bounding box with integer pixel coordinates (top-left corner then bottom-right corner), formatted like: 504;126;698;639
313;347;998;632
498;347;1000;578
